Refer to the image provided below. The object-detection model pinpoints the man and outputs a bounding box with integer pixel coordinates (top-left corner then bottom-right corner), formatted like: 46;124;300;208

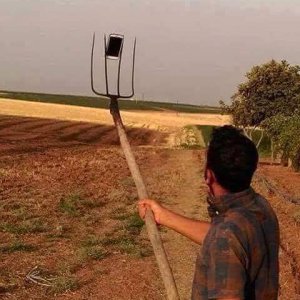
139;126;279;300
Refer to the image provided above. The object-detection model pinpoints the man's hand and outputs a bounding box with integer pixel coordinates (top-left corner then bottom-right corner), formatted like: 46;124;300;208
138;198;211;244
138;199;166;225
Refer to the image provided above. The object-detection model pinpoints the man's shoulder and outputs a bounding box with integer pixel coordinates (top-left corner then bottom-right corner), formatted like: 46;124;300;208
255;191;277;211
226;191;278;224
252;191;279;226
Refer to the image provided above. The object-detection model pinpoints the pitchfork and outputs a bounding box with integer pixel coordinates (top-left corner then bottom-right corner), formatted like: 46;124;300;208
90;33;179;300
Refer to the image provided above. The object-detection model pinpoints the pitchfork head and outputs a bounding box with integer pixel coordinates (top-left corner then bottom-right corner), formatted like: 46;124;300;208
91;33;136;100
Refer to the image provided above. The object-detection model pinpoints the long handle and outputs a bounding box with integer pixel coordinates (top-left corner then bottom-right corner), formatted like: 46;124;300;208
110;98;180;300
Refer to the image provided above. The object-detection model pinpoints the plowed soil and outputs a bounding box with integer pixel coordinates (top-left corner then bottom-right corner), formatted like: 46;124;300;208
0;115;169;299
0;113;299;299
0;115;167;156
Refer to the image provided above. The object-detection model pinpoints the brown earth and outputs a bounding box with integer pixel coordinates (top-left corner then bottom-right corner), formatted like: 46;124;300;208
0;113;300;299
0;115;204;299
258;163;300;201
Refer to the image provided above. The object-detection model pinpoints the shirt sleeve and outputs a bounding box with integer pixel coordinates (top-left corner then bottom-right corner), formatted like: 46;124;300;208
206;224;247;299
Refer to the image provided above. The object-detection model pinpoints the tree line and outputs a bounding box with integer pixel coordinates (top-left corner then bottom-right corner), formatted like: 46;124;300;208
220;59;300;171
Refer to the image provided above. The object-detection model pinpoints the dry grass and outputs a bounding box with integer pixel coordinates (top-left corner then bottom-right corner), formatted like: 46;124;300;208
0;99;231;131
0;241;37;253
293;209;300;224
0;219;47;234
51;275;79;295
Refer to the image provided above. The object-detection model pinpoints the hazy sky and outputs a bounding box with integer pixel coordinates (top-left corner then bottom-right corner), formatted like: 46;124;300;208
1;0;300;105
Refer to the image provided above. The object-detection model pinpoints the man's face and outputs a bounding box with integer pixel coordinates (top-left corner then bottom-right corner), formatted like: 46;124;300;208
204;163;208;182
204;150;208;181
204;152;214;195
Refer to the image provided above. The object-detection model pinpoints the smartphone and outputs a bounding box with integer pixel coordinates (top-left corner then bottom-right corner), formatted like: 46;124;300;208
106;34;124;59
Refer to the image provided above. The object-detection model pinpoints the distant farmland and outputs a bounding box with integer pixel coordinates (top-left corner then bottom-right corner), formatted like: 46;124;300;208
0;90;222;114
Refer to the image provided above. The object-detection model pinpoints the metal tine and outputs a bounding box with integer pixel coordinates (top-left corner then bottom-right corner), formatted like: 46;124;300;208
120;37;136;99
90;33;110;98
131;37;137;98
104;34;109;96
91;33;136;99
117;36;124;98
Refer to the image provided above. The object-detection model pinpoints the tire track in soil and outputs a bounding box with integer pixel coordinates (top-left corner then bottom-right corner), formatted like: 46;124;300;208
0;118;37;131
0;122;92;155
0;132;41;142
77;125;115;144
18;119;66;132
44;122;86;134
0;119;68;143
58;123;99;142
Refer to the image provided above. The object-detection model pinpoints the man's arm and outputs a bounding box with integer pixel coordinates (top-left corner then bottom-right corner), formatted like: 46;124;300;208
138;199;210;244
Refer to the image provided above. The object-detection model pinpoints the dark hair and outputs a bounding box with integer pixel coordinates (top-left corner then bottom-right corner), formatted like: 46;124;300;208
207;125;258;193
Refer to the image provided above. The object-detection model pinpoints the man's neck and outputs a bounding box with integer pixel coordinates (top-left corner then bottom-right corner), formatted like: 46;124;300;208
210;184;229;198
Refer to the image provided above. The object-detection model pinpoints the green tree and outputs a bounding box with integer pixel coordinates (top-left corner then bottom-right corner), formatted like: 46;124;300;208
221;60;300;144
262;114;300;171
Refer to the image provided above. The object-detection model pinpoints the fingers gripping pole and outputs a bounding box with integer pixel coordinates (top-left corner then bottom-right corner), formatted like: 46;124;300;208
110;98;180;300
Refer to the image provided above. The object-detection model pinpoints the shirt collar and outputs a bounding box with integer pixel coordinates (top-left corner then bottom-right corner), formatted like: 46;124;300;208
207;188;256;217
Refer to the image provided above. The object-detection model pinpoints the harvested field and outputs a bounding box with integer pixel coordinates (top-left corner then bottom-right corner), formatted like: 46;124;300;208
0;99;231;130
0;91;223;114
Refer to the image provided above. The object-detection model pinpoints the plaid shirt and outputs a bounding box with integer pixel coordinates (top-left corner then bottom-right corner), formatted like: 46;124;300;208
192;188;279;300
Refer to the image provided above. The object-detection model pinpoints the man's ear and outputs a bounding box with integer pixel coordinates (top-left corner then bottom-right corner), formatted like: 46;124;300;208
205;168;214;185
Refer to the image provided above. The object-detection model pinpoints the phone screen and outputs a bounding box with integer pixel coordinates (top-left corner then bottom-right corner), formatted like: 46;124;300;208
106;36;123;58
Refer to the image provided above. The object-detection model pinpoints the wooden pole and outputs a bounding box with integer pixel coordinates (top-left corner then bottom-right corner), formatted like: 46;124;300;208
110;98;180;300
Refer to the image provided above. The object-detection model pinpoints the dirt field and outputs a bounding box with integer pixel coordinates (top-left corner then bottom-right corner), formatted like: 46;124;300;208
0;108;299;299
0;114;203;299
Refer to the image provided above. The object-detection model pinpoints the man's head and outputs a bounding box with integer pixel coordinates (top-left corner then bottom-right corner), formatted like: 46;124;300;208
205;125;258;194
